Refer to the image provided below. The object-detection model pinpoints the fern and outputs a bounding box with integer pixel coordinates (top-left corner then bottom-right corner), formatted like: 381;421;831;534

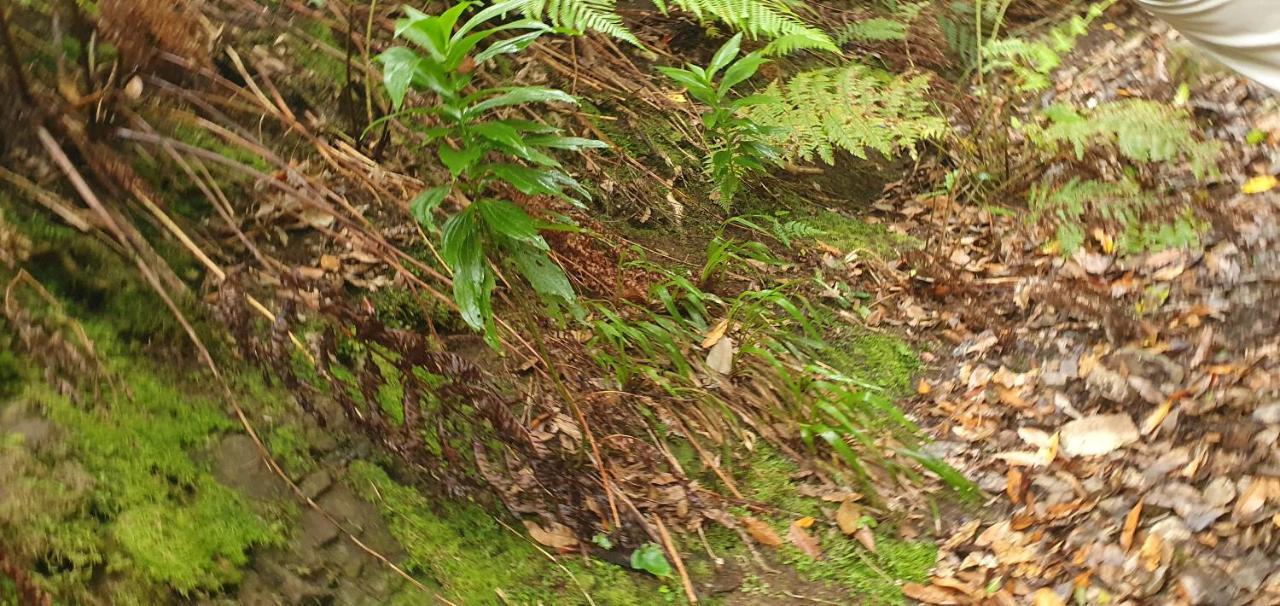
982;0;1113;91
506;0;835;52
1027;177;1205;255
662;0;837;52
835;3;926;45
836;18;908;44
1024;100;1222;179
515;0;641;45
748;63;948;164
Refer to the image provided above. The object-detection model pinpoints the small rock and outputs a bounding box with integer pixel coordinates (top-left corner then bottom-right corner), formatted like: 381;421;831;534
299;469;334;499
297;508;340;549
1253;402;1280;424
1059;413;1139;457
1202;477;1237;508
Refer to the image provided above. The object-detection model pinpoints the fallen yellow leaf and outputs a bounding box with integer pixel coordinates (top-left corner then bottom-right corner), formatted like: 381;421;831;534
1242;175;1278;194
700;318;729;349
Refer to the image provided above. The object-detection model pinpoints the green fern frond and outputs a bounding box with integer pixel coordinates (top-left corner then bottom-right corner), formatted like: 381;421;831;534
668;0;837;53
748;63;948;164
1025;100;1222;179
513;0;641;45
1028;177;1205;255
835;17;909;45
982;0;1114;91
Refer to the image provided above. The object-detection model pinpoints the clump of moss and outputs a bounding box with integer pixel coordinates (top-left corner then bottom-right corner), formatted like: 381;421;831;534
828;332;920;396
348;460;654;605
737;446;822;518
267;424;316;477
802;210;919;259
5;346;283;600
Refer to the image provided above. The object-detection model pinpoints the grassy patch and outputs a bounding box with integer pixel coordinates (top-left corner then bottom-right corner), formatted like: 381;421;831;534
786;534;936;604
348;460;660;605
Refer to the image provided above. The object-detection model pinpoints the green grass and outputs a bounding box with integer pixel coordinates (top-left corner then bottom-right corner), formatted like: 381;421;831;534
785;533;936;604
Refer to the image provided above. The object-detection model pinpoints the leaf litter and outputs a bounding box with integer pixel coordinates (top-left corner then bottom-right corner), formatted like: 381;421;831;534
886;10;1280;605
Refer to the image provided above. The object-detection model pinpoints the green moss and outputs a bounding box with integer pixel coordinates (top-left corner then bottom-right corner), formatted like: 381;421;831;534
738;446;821;518
348;460;657;605
785;533;936;604
802;210;919;259
829;332;920;396
5;344;283;600
267;424;316;477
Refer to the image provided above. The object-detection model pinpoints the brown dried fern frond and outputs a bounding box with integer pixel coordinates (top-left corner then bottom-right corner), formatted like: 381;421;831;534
99;0;211;71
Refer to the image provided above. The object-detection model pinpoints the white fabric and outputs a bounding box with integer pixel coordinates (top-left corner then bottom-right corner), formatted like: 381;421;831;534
1136;0;1280;91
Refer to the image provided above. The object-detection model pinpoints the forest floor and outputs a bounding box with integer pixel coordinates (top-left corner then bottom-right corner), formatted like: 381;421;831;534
868;13;1280;606
2;1;1280;605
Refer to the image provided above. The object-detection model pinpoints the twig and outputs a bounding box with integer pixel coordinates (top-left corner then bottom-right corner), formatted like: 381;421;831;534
653;515;698;604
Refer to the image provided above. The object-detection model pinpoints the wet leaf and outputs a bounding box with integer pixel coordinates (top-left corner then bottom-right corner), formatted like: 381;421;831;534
630;543;673;577
787;520;822;558
740;516;783;547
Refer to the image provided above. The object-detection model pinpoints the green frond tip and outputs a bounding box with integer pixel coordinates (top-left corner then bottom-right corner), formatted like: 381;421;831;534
747;62;948;164
667;0;837;53
510;0;642;45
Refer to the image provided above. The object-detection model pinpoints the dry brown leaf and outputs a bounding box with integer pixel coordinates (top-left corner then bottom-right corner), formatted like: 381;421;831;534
1121;499;1143;552
1007;467;1024;504
787;521;822;558
1141;399;1174;435
740;516;783;547
1031;588;1066;606
524;520;578;549
1235;478;1271;519
700;318;729;349
901;583;962;605
854;526;877;553
836;499;862;535
1139;534;1165;572
1059;413;1139;457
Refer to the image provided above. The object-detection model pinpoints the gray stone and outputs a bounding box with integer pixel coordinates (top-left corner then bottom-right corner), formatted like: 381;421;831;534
299;469;334;500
